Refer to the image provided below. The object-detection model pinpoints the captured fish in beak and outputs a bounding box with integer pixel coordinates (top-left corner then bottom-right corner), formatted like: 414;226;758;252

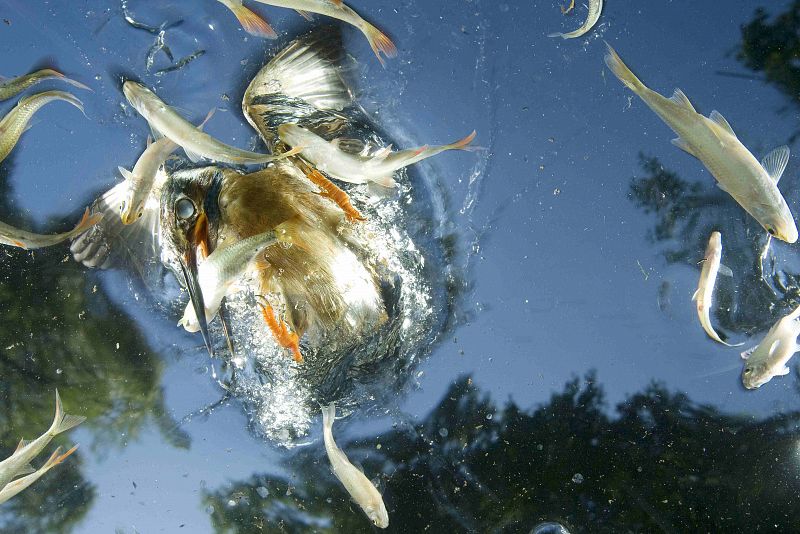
161;170;220;357
180;238;214;357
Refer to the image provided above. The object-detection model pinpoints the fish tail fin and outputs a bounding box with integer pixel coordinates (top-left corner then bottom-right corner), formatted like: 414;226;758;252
722;340;745;348
43;90;86;117
224;0;277;39
61;77;93;92
42;444;78;471
603;42;644;93
41;69;93;92
49;390;86;437
197;108;216;130
361;22;397;67
547;32;567;39
445;130;478;151
71;208;103;236
320;402;336;431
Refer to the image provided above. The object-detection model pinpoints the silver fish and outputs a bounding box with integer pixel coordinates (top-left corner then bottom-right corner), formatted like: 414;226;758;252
741;305;800;389
321;403;388;528
0;391;84;491
118;111;214;225
0;68;90;101
549;0;603;39
605;44;798;243
278;123;476;188
178;230;278;332
123;81;296;165
0;445;78;504
0;208;101;249
0;90;85;163
219;0;396;65
692;231;741;347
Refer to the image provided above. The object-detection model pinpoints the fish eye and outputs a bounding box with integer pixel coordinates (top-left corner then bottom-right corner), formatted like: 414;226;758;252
119;201;126;213
767;226;776;236
137;211;143;219
175;198;196;220
744;367;752;375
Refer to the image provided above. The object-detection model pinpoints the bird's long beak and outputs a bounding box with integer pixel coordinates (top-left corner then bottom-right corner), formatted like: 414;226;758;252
180;213;214;358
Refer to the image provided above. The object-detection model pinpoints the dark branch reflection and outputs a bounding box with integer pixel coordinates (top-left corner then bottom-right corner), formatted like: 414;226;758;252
202;373;800;532
738;2;800;142
0;160;186;532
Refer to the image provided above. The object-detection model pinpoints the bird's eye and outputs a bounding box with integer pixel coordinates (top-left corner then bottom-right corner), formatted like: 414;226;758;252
175;198;196;220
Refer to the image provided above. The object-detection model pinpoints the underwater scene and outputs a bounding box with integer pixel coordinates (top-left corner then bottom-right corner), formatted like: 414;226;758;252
1;0;800;532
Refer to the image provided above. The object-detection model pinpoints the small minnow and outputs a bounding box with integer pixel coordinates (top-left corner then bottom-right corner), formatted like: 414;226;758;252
741;305;800;389
179;231;278;332
220;0;396;66
123;81;298;165
0;391;85;492
278;124;476;188
549;0;602;39
0;208;101;249
0;445;78;504
154;50;207;77
605;44;798;243
692;232;742;347
119;111;214;225
321;403;388;529
0;69;90;101
0;90;85;163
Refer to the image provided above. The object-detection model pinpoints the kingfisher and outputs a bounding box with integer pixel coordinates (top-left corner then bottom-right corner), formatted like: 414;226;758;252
70;28;389;362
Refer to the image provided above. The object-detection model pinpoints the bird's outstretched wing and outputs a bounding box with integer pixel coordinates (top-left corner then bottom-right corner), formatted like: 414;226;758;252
70;170;165;286
242;26;354;150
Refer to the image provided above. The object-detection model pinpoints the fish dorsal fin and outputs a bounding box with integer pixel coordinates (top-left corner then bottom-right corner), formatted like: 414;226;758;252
708;110;736;138
761;145;790;183
372;145;393;159
13;438;29;453
741;345;757;360
768;339;781;357
669;89;696;112
691;288;699;301
118;166;136;182
295;9;314;20
183;146;204;164
718;263;733;277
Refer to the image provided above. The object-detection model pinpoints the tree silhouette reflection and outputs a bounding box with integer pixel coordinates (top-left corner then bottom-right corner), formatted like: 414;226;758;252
202;373;800;532
738;2;800;142
0;159;185;532
628;153;797;337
